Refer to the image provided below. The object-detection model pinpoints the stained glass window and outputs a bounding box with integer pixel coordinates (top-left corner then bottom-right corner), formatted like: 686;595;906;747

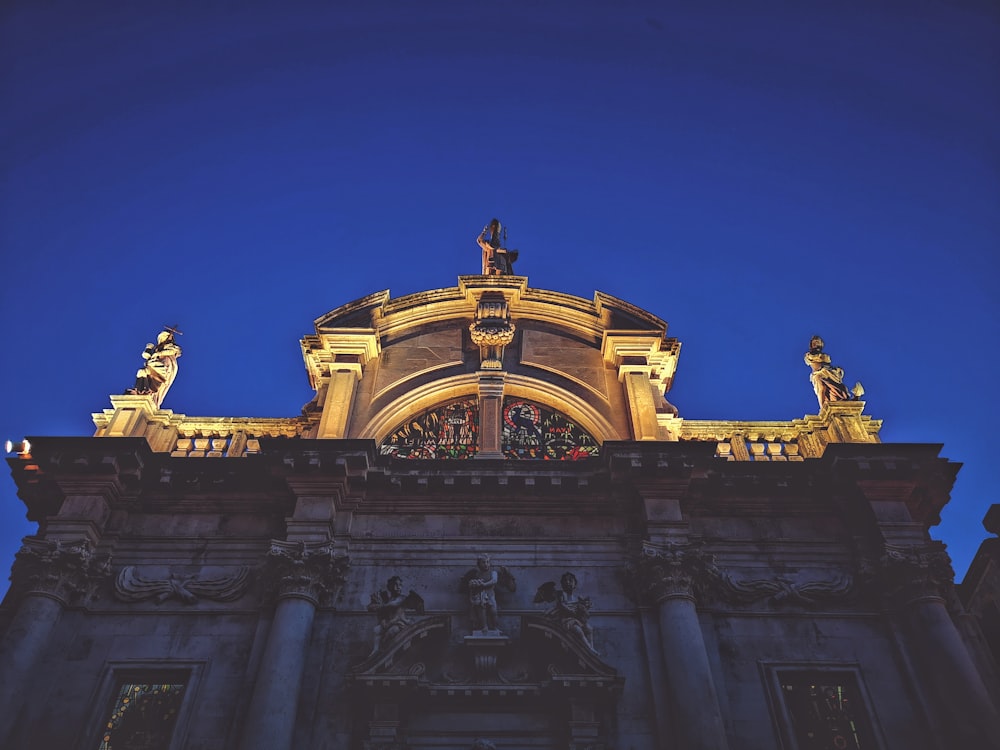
778;671;876;750
502;398;599;460
380;399;479;459
97;680;187;750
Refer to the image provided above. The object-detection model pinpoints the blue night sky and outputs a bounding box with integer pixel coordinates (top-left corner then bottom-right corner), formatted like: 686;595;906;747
1;1;998;596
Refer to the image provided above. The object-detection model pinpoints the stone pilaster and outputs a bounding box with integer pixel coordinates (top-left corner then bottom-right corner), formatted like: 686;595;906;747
476;373;506;459
302;331;380;439
631;543;729;750
240;541;349;750
876;542;1000;747
0;539;112;744
602;333;679;441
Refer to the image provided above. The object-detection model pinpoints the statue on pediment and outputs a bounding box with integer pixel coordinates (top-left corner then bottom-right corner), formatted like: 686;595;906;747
126;326;182;407
476;218;518;276
367;575;424;657
804;335;863;409
534;571;597;653
459;554;516;634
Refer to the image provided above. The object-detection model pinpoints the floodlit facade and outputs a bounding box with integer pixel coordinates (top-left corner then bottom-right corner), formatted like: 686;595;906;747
2;274;998;749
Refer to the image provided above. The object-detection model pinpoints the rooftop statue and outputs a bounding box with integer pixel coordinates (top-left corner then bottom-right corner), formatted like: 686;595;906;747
126;326;182;408
804;335;863;409
476;218;518;276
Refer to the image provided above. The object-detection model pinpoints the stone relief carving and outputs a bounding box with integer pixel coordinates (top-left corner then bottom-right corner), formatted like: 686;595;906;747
114;566;250;604
716;569;854;605
266;540;350;606
804;335;863;409
367;575;425;657
125;326;182;408
10;538;112;604
458;554;516;635
533;572;598;653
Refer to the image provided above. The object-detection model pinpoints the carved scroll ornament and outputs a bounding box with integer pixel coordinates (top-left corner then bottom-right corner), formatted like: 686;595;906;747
114;566;250;604
716;570;854;605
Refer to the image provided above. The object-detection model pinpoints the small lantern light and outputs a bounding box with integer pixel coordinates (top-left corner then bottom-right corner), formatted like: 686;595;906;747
5;439;31;456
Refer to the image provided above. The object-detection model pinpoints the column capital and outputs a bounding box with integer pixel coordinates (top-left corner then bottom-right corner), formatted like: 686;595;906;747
9;538;112;606
265;540;350;607
628;542;716;605
878;541;954;608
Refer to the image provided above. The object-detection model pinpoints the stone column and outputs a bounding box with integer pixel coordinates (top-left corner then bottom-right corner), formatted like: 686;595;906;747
239;541;349;750
0;539;110;744
633;544;730;750
882;543;1000;749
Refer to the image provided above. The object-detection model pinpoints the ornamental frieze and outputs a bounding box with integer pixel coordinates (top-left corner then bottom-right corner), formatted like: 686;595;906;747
265;540;349;606
715;569;855;606
114;565;250;605
10;538;112;605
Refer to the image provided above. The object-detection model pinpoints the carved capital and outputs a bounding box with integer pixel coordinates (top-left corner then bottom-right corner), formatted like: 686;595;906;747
628;542;716;605
10;538;112;605
879;541;954;607
265;540;349;607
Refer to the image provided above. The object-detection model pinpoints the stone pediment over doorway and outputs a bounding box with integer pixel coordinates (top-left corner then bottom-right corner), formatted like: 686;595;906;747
351;613;623;749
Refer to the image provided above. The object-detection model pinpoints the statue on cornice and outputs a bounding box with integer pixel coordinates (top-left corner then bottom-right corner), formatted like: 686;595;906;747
126;326;182;408
476;218;518;276
804;335;863;409
366;575;424;657
534;571;598;653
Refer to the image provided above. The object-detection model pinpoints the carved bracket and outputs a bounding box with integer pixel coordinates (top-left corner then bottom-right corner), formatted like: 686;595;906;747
469;292;515;370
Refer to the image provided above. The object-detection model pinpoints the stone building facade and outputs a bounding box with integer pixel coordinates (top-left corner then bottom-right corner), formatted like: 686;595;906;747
1;275;998;749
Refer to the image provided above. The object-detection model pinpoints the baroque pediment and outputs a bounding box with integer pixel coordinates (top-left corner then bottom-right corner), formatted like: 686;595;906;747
352;615;622;697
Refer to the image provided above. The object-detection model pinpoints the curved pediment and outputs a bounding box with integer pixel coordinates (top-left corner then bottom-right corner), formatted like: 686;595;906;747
301;276;681;446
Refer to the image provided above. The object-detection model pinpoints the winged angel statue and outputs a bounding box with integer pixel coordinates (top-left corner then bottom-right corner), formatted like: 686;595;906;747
534;571;597;653
367;575;425;656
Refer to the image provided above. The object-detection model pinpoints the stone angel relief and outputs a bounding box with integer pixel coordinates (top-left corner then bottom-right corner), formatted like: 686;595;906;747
534;571;598;653
115;566;250;605
367;575;425;657
458;554;516;635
